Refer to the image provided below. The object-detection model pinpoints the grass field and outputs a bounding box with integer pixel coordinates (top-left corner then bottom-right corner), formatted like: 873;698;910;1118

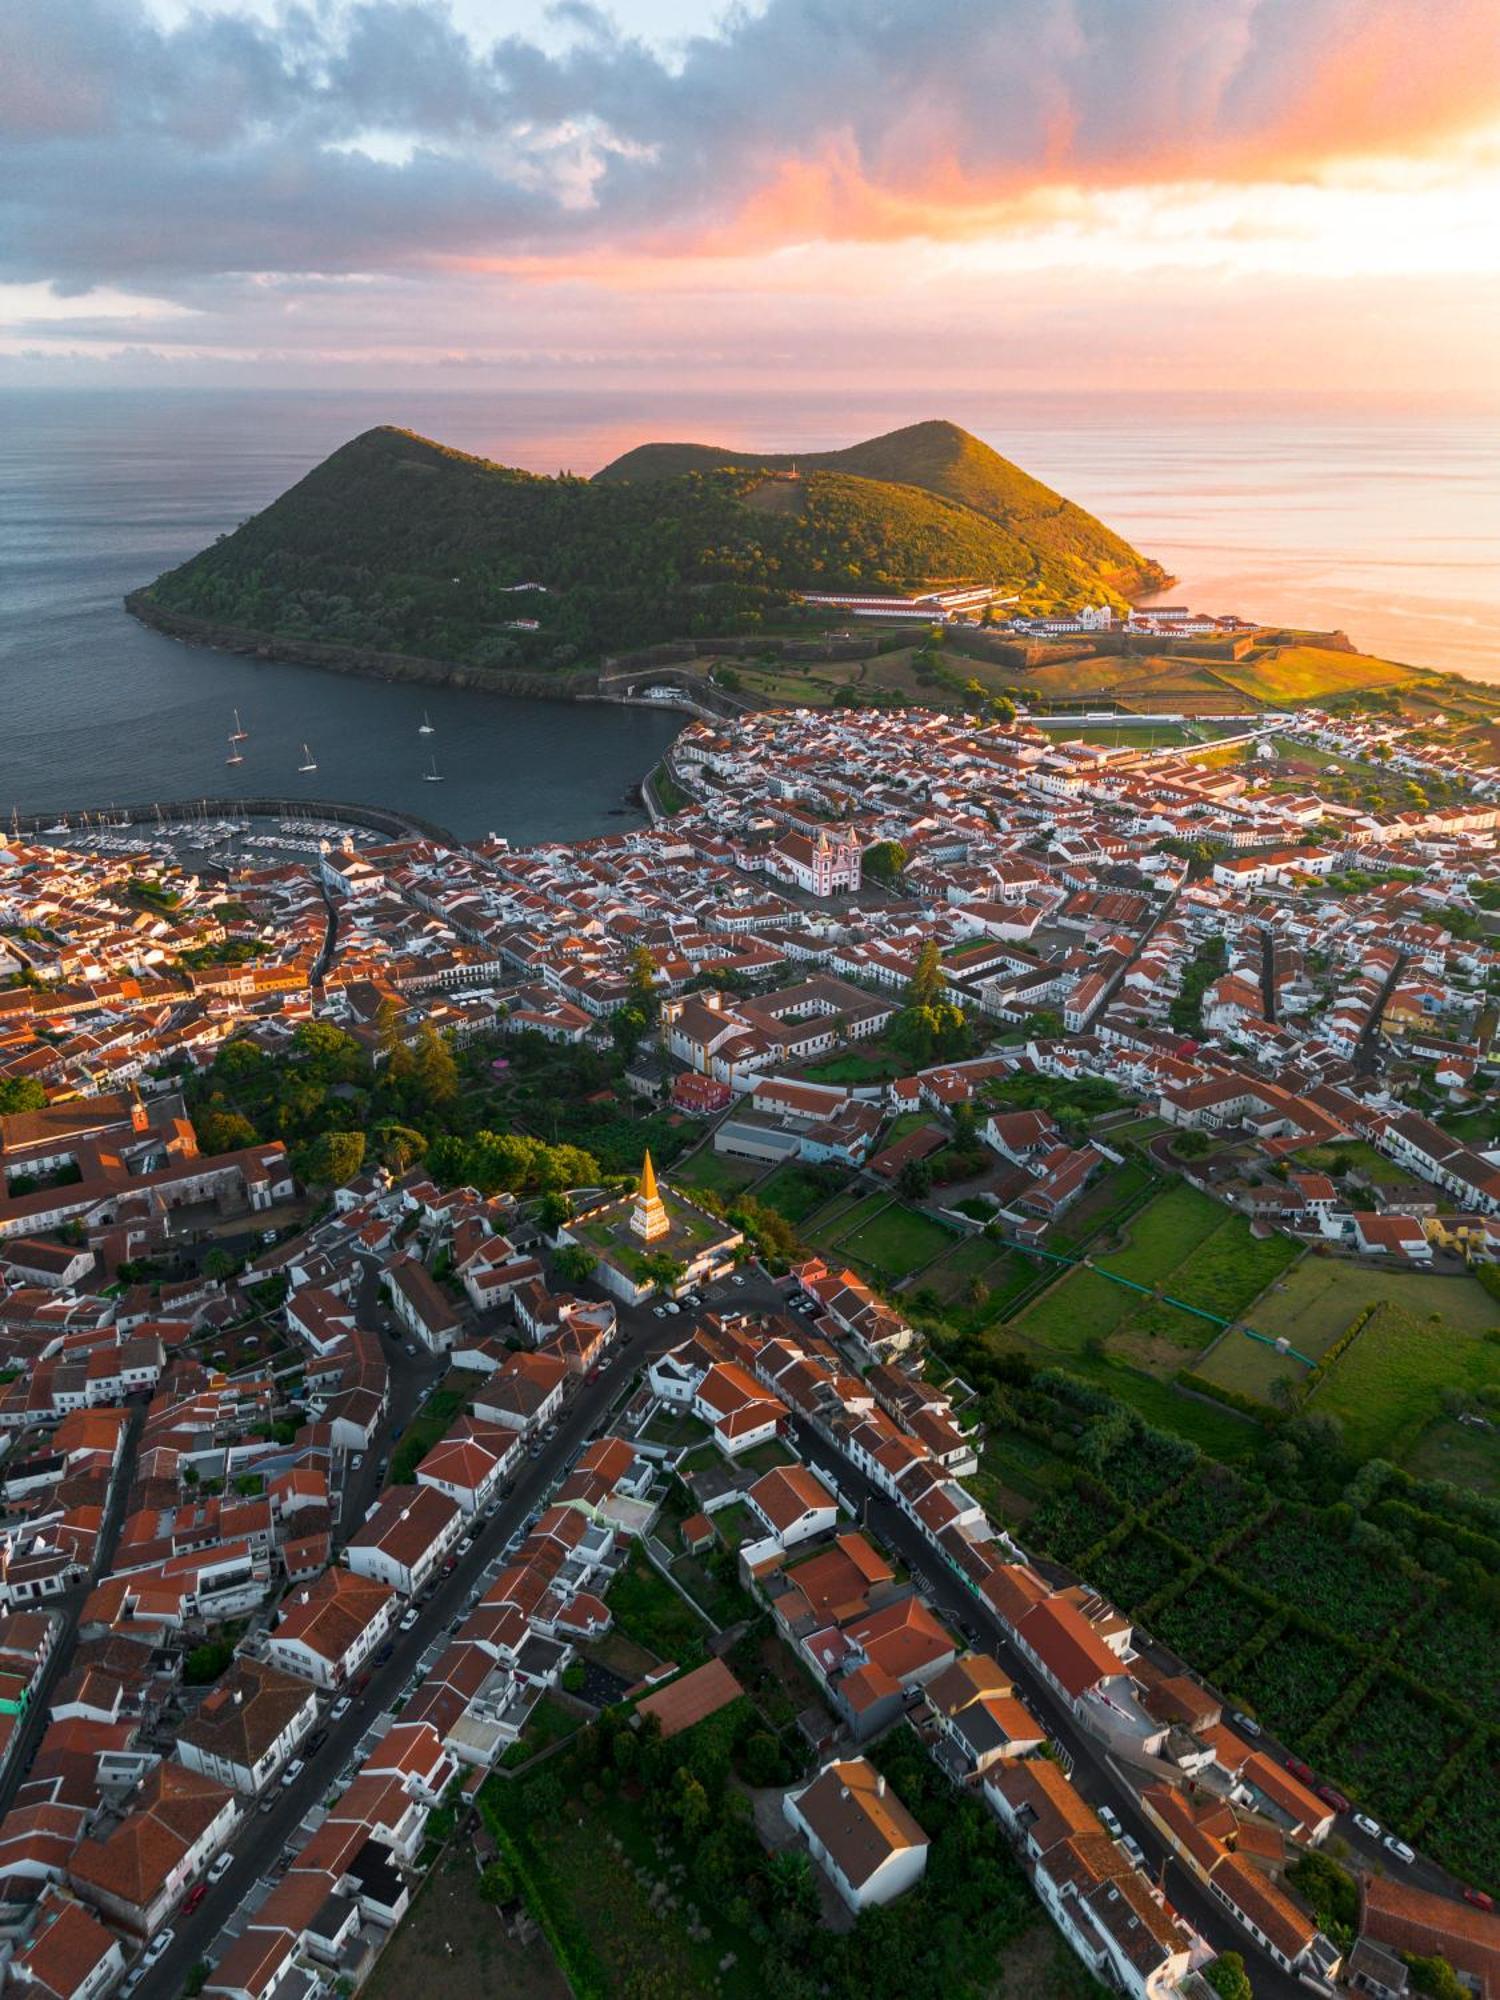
1215;643;1420;703
670;1147;765;1198
820;1196;957;1283
756;1160;849;1225
796;1044;907;1085
1313;1301;1500;1461
1254;1259;1499;1346
1402;1415;1500;1498
1296;1138;1427;1191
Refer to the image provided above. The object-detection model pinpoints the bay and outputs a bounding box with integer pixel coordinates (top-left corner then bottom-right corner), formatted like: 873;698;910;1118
2;388;1496;846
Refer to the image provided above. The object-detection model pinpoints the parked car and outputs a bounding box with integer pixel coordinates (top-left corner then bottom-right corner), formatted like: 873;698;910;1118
374;1643;394;1665
331;1695;352;1720
1353;1813;1382;1839
1097;1806;1123;1838
351;1454;364;1470
305;1728;328;1755
1120;1836;1146;1870
258;1793;278;1814
1316;1784;1352;1813
208;1852;234;1883
352;1674;372;1695
280;1757;306;1788
1285;1758;1315;1784
663;1301;681;1315
1383;1835;1416;1866
1463;1887;1495;1913
404;1342;418;1356
440;1558;458;1576
398;1607;420;1631
182;1883;208;1915
1230;1710;1262;1737
142;1930;174;1966
652;1305;667;1319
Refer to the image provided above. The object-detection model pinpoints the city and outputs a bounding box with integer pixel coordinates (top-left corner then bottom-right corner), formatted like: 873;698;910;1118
0;691;1496;2000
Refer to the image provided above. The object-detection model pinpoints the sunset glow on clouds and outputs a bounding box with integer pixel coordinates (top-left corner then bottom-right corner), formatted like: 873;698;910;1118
2;0;1498;397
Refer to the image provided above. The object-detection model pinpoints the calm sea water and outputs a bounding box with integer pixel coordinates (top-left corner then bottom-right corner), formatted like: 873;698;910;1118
2;390;1496;841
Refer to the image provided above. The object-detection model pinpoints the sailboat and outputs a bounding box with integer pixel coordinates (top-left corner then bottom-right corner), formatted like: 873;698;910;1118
230;708;248;742
298;744;318;773
418;711;434;735
225;736;244;767
423;753;443;783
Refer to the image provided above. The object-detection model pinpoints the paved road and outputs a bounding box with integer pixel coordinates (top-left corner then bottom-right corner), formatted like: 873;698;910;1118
139;1271;784;1998
789;1416;1315;2000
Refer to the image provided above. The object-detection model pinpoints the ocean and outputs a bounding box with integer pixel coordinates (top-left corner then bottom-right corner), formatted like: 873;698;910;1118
2;389;1496;840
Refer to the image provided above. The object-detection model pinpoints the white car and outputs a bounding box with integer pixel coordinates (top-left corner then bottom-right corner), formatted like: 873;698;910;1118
1098;1806;1123;1839
1120;1836;1146;1870
1353;1813;1381;1840
331;1695;352;1720
280;1757;305;1788
1383;1835;1416;1866
652;1305;667;1319
398;1607;419;1632
208;1851;235;1883
142;1930;174;1965
1230;1710;1262;1737
663;1301;681;1315
351;1454;364;1470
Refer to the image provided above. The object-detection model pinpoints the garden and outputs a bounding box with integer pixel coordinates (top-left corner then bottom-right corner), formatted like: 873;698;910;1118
1221;1507;1421;1644
1227;1625;1364;1742
1328;1679;1469;1826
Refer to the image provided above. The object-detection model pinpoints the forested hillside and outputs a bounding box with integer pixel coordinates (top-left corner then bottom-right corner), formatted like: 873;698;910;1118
597;418;1169;601
137;420;1165;670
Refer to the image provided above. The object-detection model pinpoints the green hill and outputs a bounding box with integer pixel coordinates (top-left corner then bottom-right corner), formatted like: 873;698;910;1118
134;420;1166;673
597;418;1169;600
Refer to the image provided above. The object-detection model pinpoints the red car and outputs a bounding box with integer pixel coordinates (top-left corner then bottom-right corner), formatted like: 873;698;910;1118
182;1883;208;1915
1285;1758;1314;1784
1316;1784;1352;1813
1464;1887;1495;1913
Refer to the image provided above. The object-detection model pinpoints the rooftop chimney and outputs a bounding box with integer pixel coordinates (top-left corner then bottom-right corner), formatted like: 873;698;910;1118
876;1773;886;1797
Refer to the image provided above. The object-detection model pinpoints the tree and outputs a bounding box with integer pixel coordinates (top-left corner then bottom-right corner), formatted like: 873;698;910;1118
863;839;908;886
628;945;660;1014
195;1107;259;1155
640;1252;686;1295
1204;1953;1253;2000
610;1003;651;1063
897;1156;934;1200
1175;1129;1210;1158
738;1730;784;1786
553;1244;598;1286
908;939;944;1011
300;1129;367;1186
0;1077;47;1114
411;1024;459;1106
537;1190;573;1233
202;1247;239;1282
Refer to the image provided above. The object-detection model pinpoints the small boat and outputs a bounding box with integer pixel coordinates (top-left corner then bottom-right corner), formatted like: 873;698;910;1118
298;744;317;773
418;711;435;735
225;742;244;767
423;754;443;783
230;708;248;742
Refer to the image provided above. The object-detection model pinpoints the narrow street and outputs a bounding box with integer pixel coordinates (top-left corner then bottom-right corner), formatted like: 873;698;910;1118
790;1414;1315;2000
138;1275;785;2000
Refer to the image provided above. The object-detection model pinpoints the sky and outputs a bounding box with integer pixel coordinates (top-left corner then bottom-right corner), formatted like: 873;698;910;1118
3;0;1499;402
